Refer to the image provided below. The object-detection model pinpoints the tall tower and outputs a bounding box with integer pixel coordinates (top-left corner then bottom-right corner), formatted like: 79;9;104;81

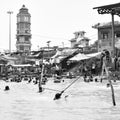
16;5;31;53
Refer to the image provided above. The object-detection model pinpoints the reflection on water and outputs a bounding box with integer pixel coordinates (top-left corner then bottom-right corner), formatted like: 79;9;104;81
0;78;120;120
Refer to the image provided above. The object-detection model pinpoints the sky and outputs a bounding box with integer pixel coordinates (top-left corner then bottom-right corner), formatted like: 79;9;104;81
0;0;120;51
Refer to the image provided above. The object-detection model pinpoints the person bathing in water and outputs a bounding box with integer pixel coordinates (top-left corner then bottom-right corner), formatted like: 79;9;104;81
53;91;64;100
4;86;10;91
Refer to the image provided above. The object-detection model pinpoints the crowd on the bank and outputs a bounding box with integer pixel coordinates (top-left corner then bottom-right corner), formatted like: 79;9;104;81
1;49;120;85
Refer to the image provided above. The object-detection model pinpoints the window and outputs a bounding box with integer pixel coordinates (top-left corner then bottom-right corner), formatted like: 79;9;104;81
25;37;29;41
19;37;24;42
20;24;24;30
25;30;28;33
24;17;28;21
25;24;29;28
19;46;24;50
17;17;20;22
102;33;108;39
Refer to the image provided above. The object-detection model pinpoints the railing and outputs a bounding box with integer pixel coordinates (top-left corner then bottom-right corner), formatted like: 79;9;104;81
16;41;31;44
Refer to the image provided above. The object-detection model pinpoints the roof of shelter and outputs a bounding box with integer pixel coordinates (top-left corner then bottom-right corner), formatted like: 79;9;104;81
69;38;76;42
92;21;120;29
93;2;120;9
51;48;77;58
93;2;120;16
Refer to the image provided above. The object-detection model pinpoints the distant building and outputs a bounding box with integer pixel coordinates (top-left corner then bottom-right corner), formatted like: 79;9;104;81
70;38;76;48
16;5;32;53
69;31;90;53
93;21;120;54
70;31;90;48
89;40;98;53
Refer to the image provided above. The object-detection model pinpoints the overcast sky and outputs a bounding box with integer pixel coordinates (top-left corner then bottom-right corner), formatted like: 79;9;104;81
0;0;120;51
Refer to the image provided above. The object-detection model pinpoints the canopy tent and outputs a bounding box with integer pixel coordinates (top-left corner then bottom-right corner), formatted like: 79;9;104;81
51;48;77;59
69;52;101;61
51;48;78;64
50;56;66;64
69;53;90;61
2;55;18;60
0;55;18;65
12;64;32;67
26;58;50;65
86;52;101;58
51;50;62;59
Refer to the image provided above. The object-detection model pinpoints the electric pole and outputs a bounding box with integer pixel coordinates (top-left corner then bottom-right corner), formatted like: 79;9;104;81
7;11;13;53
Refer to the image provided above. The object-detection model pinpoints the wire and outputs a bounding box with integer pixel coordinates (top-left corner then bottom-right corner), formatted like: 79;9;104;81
62;76;81;92
87;34;97;38
33;33;97;41
43;87;61;92
43;76;81;94
32;33;98;47
32;34;69;40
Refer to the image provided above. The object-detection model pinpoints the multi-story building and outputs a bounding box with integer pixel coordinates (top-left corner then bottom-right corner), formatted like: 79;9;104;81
69;31;90;53
92;21;120;55
70;31;90;48
16;5;32;53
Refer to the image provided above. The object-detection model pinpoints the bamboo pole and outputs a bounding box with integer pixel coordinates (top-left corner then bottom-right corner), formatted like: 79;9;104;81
38;50;44;92
103;57;116;106
111;13;115;58
38;64;44;92
108;79;116;106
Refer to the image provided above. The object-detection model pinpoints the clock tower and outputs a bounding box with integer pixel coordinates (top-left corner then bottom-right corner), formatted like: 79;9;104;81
16;5;32;53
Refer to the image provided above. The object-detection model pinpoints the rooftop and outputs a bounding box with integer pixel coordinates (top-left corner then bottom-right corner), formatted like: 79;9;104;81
93;2;120;16
92;21;120;29
18;5;30;15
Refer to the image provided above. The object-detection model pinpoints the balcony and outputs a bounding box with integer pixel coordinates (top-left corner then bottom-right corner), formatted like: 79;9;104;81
16;32;31;36
16;41;31;45
101;41;112;46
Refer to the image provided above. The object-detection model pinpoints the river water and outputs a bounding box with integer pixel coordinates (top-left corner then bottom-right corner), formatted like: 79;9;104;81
0;77;120;120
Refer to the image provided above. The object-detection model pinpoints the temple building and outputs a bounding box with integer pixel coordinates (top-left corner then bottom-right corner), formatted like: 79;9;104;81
92;21;120;55
16;5;32;53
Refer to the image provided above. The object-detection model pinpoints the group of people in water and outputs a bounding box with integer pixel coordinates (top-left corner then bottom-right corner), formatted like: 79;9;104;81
83;74;101;83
